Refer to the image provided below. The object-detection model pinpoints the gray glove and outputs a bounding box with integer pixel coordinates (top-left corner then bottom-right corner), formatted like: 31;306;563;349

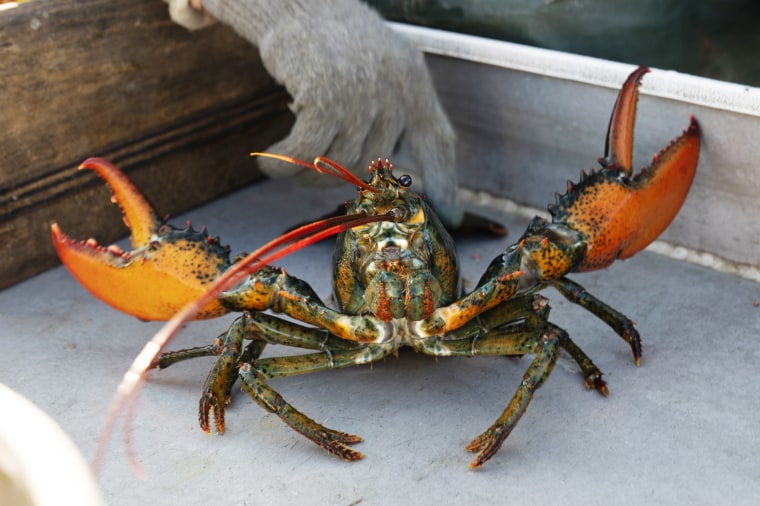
164;0;462;227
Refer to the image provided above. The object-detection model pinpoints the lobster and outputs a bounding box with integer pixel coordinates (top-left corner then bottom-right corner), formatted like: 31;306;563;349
51;67;700;469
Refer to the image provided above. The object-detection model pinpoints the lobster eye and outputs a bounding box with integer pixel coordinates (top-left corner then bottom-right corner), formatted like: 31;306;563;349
398;174;413;187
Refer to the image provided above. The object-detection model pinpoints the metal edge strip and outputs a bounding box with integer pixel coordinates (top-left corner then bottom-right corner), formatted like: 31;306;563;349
390;22;760;117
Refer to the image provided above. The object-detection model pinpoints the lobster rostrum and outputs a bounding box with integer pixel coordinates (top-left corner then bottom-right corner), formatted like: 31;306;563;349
52;67;700;469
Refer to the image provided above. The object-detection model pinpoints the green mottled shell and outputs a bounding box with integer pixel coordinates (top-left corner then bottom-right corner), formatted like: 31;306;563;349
331;162;459;320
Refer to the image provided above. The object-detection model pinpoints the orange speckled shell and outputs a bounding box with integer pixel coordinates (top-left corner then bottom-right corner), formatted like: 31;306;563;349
52;224;230;321
554;118;700;272
51;158;230;321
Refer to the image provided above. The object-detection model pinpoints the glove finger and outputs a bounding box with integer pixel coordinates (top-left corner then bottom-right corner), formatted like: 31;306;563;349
166;0;216;30
321;94;379;173
257;105;339;178
356;104;406;169
403;88;462;227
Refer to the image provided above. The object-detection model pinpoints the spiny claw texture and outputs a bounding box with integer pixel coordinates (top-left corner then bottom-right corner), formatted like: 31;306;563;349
548;68;700;272
51;158;232;321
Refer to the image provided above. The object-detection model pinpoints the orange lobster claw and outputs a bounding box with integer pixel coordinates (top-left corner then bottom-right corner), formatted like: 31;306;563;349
51;158;232;321
551;67;701;272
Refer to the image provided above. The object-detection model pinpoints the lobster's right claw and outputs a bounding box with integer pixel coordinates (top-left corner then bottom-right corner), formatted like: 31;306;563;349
51;158;232;321
551;67;701;273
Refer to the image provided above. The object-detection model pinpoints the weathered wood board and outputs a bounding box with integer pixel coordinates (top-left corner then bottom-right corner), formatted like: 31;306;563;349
0;0;293;289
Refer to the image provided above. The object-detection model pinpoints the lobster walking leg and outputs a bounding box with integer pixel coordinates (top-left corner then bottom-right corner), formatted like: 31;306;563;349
432;293;608;396
557;334;607;394
551;277;641;364
415;294;573;467
198;312;362;434
238;344;394;460
465;326;563;468
239;365;365;460
152;338;225;369
199;315;268;434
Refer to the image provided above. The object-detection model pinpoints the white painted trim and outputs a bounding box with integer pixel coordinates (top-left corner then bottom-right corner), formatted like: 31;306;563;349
390;22;760;117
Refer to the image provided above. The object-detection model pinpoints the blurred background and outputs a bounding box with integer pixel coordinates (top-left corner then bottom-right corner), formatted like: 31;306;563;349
369;0;760;86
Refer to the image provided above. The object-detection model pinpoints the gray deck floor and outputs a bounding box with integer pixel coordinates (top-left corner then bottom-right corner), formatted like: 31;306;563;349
2;177;759;505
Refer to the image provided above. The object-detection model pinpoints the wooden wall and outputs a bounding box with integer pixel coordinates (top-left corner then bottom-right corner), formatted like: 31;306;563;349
0;0;293;289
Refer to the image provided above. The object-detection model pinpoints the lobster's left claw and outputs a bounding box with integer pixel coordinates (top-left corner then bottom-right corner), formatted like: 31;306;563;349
553;67;701;272
51;158;232;321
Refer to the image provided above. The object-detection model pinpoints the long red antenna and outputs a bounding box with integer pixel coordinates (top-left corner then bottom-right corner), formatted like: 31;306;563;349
94;208;396;476
252;152;379;193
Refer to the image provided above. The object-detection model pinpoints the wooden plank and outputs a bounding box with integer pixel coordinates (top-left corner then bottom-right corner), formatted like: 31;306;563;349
0;0;293;289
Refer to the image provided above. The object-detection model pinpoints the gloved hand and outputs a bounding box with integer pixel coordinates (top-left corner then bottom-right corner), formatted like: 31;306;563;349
164;0;463;227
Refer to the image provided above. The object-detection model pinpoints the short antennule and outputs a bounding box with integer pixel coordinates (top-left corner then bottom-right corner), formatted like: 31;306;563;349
368;158;394;179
